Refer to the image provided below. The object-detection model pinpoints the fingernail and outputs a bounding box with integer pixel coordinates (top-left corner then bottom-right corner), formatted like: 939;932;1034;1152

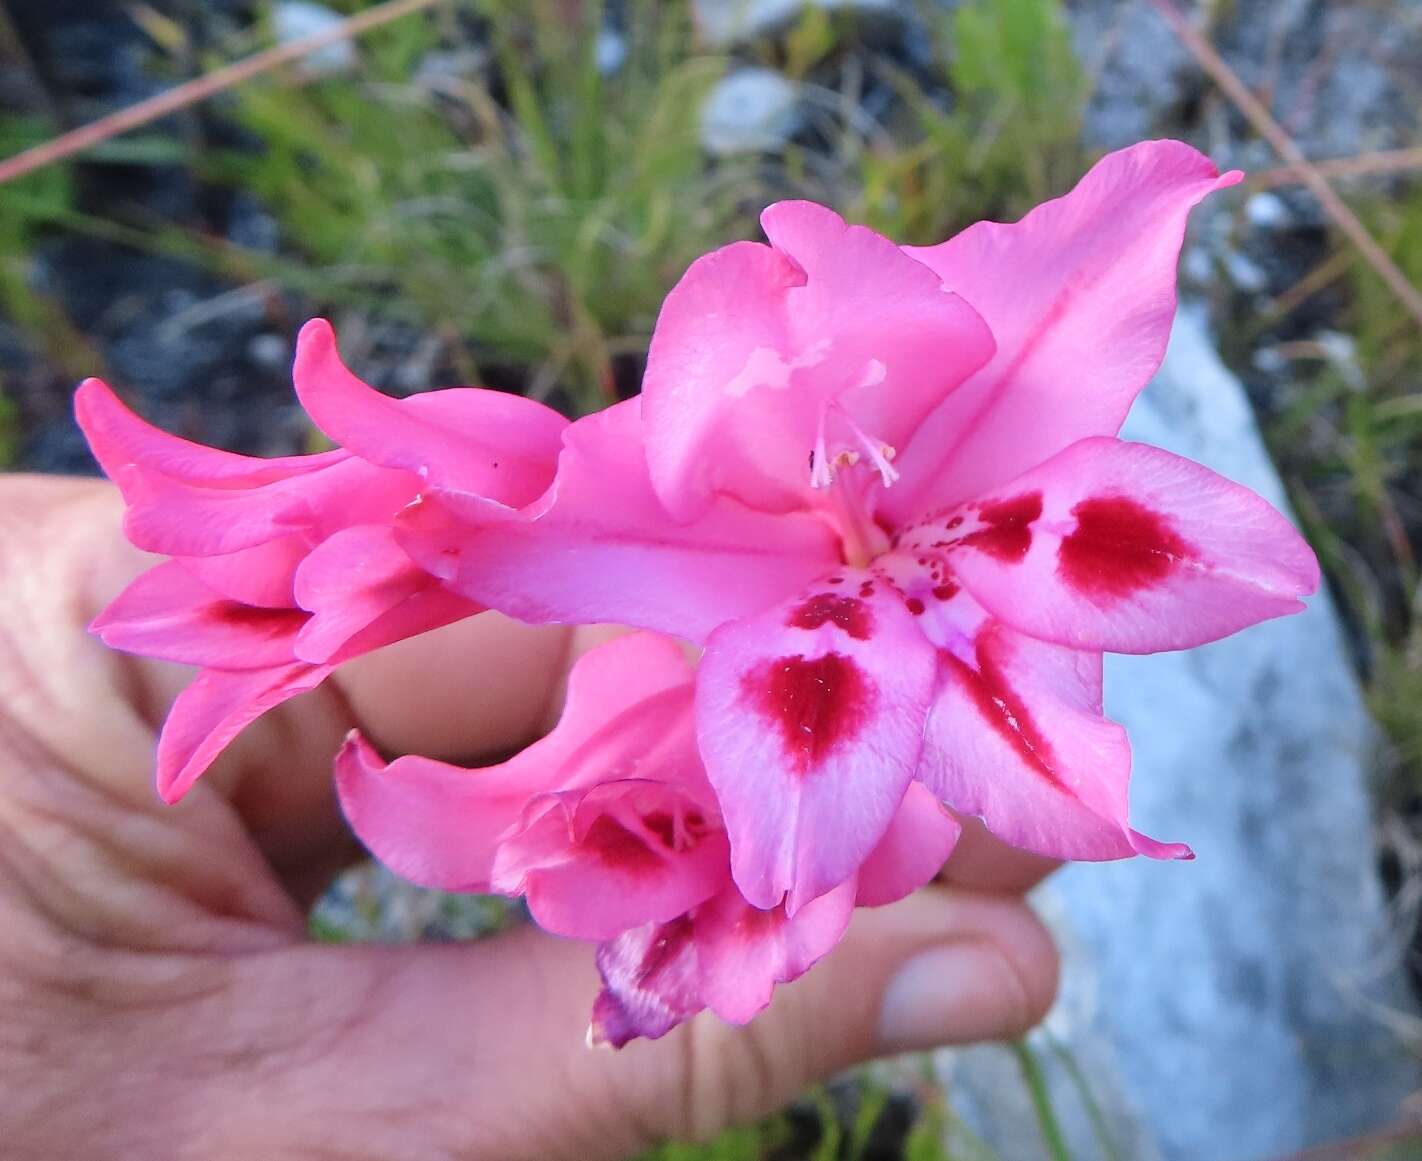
876;941;1028;1054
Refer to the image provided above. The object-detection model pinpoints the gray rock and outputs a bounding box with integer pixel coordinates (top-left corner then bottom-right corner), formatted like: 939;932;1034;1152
1221;249;1269;295
1069;0;1422;161
940;304;1418;1159
694;0;906;48
700;68;803;156
273;1;358;75
1244;192;1291;231
596;29;628;75
1066;0;1192;151
696;0;802;45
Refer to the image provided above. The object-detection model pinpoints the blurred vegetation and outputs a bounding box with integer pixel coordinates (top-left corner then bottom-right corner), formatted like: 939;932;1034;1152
0;0;1093;419
309;867;521;943
1239;180;1422;806
201;0;759;410
0;0;1093;417
851;0;1085;244
0;118;76;466
637;1034;1122;1161
0;116;88;457
637;1066;999;1161
1348;190;1422;702
0;118;62;336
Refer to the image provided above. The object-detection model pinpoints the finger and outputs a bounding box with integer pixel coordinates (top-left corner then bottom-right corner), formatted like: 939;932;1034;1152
939;816;1060;894
219;614;575;880
193;883;1058;1160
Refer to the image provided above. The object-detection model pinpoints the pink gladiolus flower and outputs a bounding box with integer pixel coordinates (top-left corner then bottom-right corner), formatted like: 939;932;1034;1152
76;320;567;800
394;140;1320;914
74;137;1324;1049
335;632;960;1045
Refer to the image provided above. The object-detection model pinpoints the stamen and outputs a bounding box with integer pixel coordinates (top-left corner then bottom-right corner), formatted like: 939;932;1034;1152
809;406;835;489
805;376;900;493
839;411;900;487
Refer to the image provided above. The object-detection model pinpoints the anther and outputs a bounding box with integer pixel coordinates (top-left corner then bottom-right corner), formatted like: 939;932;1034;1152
839;411;900;487
807;392;900;490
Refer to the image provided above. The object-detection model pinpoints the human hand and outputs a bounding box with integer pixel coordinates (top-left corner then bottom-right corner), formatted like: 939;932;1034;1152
0;475;1057;1160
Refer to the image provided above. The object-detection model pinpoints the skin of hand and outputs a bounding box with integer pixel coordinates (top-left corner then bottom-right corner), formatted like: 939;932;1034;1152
0;475;1059;1161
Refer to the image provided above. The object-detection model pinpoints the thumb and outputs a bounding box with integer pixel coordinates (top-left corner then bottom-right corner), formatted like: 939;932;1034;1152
202;885;1057;1160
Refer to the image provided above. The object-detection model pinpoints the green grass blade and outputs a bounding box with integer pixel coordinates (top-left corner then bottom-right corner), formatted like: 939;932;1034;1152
1010;1039;1072;1161
1044;1030;1120;1161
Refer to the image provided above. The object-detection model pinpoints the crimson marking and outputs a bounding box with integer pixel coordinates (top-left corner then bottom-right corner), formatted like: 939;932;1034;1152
1059;495;1193;598
744;653;874;776
581;815;663;872
959;492;1043;562
943;627;1064;789
787;593;874;639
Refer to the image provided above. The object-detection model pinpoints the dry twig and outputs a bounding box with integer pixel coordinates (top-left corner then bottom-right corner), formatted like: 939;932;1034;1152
1151;0;1422;334
0;0;445;187
1255;250;1352;332
1251;147;1422;191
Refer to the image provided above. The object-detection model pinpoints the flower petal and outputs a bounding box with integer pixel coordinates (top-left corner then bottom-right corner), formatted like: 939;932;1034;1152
74;377;343;489
914;592;1187;861
694;879;856;1024
398;400;839;643
590;916;703;1048
93;560;307;669
905;436;1319;653
642;203;993;520
334;733;548;892
293;319;566;503
331;580;478;665
335;633;701;890
77;371;419;559
493;782;730;941
886;140;1241;521
157;662;332;803
696;572;939;911
179;539;309;608
855;781;962;907
291;524;478;664
110;451;416;558
588;879;857;1046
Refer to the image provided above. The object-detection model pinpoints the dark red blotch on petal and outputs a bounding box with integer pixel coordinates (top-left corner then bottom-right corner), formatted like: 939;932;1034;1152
788;593;874;639
641;810;678;850
581;815;664;873
210;601;308;638
943;628;1064;790
960;493;1043;562
1059;495;1194;598
744;653;873;777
